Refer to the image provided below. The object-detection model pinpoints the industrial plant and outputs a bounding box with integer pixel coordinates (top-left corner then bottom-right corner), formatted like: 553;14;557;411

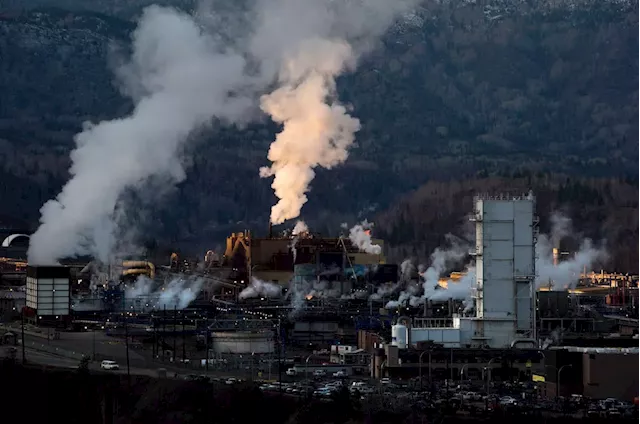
0;193;638;403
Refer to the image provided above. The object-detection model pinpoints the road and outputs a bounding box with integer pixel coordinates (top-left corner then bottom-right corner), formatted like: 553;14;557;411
1;346;168;377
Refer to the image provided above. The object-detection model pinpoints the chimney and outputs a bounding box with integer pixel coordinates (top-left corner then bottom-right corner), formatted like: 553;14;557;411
552;248;559;266
268;222;273;239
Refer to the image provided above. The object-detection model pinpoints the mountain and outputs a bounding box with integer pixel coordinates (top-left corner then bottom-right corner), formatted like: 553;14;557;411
0;1;636;255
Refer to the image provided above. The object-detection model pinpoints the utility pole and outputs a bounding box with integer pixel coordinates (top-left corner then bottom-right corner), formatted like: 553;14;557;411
205;322;209;373
124;315;131;383
162;305;166;362
21;308;26;363
152;316;156;360
182;313;186;361
173;305;177;363
278;320;282;393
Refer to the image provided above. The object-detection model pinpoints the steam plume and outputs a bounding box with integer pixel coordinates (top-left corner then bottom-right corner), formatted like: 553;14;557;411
27;1;420;264
125;275;203;310
290;220;309;262
536;212;607;290
27;6;251;265
239;277;282;300
348;219;382;254
257;0;420;224
292;220;309;236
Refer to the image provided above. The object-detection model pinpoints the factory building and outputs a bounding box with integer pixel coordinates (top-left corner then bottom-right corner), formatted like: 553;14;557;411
223;229;386;287
391;194;538;349
25;265;71;326
535;346;639;402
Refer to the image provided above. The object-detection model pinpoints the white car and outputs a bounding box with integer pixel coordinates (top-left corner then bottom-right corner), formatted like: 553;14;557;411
286;368;297;376
333;370;346;378
101;360;119;370
313;369;327;377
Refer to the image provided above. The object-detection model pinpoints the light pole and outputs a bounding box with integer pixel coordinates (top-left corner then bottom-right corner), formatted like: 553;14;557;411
485;357;499;408
305;354;312;386
557;364;573;402
460;364;470;381
418;350;430;391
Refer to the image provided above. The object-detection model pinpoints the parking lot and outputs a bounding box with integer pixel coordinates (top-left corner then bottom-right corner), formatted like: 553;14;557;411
253;375;639;419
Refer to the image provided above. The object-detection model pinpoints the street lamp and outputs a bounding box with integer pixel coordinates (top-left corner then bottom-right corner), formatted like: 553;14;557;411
418;350;432;391
460;364;470;381
557;364;573;401
485;357;500;406
305;354;312;385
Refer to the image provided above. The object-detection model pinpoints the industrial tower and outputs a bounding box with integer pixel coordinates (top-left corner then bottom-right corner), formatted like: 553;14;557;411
470;193;538;348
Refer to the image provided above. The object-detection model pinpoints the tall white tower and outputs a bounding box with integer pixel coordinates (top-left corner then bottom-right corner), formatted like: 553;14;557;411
470;193;537;348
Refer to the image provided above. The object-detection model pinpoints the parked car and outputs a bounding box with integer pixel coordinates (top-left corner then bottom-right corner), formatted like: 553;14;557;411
100;360;119;370
333;370;346;378
313;369;327;377
286;368;297;376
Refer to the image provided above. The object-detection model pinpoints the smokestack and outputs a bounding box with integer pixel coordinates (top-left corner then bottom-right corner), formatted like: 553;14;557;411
268;222;273;239
448;298;453;316
552;248;559;266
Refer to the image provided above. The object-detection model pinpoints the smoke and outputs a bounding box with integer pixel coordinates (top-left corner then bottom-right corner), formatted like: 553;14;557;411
429;265;476;312
27;0;420;265
157;277;204;309
290;220;309;262
292;220;309;236
27;6;252;265
536;236;607;290
369;282;401;301
383;212;608;309
125;274;203;310
239;277;282;300
536;211;607;290
400;259;416;281
549;211;572;248
257;0;421;224
348;219;382;254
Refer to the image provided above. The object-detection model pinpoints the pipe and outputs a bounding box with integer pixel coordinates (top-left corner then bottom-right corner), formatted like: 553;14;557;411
122;268;151;276
122;261;155;279
510;338;537;348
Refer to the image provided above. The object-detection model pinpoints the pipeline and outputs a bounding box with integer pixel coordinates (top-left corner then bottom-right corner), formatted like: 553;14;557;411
122;261;156;279
122;268;151;277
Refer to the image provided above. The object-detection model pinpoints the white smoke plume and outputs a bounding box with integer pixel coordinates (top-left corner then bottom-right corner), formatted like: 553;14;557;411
348;220;382;254
400;259;417;281
157;277;204;309
292;220;309;236
27;6;255;265
257;0;421;224
290;220;309;262
549;211;572;248
408;239;468;307
536;236;607;290
239;277;282;300
429;265;476;313
28;0;420;265
125;275;203;310
383;212;607;309
369;282;400;301
125;276;154;299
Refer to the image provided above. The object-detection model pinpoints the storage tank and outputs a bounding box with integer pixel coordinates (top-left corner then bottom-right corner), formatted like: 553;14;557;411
391;324;408;349
211;331;275;354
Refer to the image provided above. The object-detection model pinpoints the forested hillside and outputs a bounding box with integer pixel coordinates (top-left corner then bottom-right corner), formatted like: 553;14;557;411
0;1;636;254
376;174;638;273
